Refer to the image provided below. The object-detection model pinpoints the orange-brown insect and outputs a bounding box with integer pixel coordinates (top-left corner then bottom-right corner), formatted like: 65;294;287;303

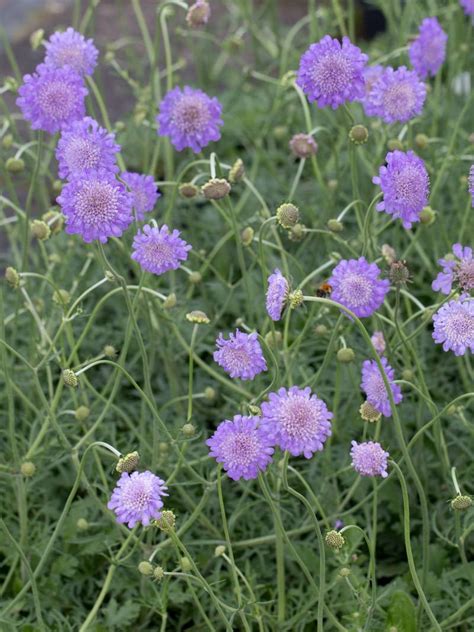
316;282;333;298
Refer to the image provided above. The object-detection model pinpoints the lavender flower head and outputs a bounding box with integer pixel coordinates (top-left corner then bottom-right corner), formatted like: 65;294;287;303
261;386;332;458
17;64;87;134
206;415;274;480
350;441;389;478
361;357;403;418
58;169;133;243
364;66;426;123
373;150;430;229
296;35;368;109
157;86;223;152
44;27;98;76
214;330;267;380
108;470;168;528
432;244;474;295
266;268;289;321
56;117;120;180
432;298;474;356
371;331;386;355
131;224;190;275
459;0;474;16
409;17;447;79
469;164;474;207
329;257;390;318
121;172;160;220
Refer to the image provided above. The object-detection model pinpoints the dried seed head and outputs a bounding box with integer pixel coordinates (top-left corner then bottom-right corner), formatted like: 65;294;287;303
75;405;90;422
6;158;25;173
116;451;140;474
103;345;117;358
180;557;192;572
451;495;472;511
155;510;176;532
179;182;199;199
359;400;381;423
163;293;177;309
202;178;231;200
20;461;36;477
415;133;429;149
276;203;299;228
327;219;344;233
5;266;20;288
186;1;210;28
289;133;318;159
337;348;355;363
186;310;210;324
389;260;411;286
62;369;78;388
214;545;226;557
325;530;345;550
30;220;51;241
138;561;154;577
419;206;436;225
240;226;254;246
181;423;196;437
289;289;304;309
229;158;245;183
349;124;369;145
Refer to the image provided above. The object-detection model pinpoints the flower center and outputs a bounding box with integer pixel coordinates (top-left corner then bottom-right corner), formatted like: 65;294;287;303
339;274;373;307
75;181;119;225
55;46;85;70
392;166;424;206
143;240;174;266
383;82;416;118
38;81;75;121
279;398;318;440
313;52;352;95
223;432;258;466
173;97;208;134
124;482;151;511
456;260;474;291
65;137;101;171
445;310;474;343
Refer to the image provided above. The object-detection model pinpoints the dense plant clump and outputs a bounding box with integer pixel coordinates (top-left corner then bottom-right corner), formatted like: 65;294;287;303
0;1;473;630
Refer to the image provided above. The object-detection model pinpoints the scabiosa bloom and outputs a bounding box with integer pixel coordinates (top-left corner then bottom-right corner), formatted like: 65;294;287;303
261;386;332;458
57;169;133;243
329;257;390;318
459;0;474;16
296;35;368;109
56;117;120;180
206;415;274;480
432;298;474;356
108;470;168;528
371;331;386;355
214;330;267;380
156;86;223;153
365;66;426;123
373;150;429;229
409;17;447;79
44;27;98;76
432;244;474;294
361;357;403;418
121;172;160;220
266;269;289;321
350;441;389;478
16;64;87;134
131;224;190;275
360;64;384;110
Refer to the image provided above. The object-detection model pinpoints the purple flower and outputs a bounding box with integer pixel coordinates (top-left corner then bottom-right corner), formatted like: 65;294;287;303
432;244;474;295
329;257;390;318
214;329;267;380
409;17;447;79
373;150;430;229
350;441;389;478
56;117;120;180
131;224;191;275
432;298;474;356
44;27;98;76
17;64;87;134
58;169;133;243
266;269;289;321
297;35;368;109
108;470;168;528
156;86;223;153
261;386;332;458
206;415;274;480
361;357;403;418
364;66;426;123
360;64;384;112
460;0;474;16
469;165;474;207
121;172;160;220
371;331;386;355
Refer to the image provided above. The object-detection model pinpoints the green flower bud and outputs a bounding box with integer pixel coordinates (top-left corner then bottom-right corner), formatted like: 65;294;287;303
314;324;328;336
31;220;51;241
163;293;177;309
288;222;306;242
180;557;192;572
62;369;78;388
182;423;196;437
138;561;154;576
204;386;216;401
188;271;202;285
339;567;351;577
30;28;45;49
53;289;71;306
153;566;165;581
451;495;472;511
76;518;89;530
415;133;429;149
325;530;345;550
5;266;20;289
348;124;369;145
155;510;176;532
20;461;36;477
289;289;304;309
116;451;140;474
6;158;25;173
276;203;299;229
240;226;254;247
229;158;245;183
327;219;344;233
75;405;90;422
186;310;210;324
264;330;282;348
419;206;436;225
387;138;403;151
42;209;64;234
214;545;226;557
337;348;355;363
103;345;117;358
2;134;13;149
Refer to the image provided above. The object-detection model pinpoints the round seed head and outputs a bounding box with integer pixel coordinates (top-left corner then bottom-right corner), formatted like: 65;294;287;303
349;124;369;144
415;133;429;149
31;220;51;241
75;405;90;422
186;310;210;324
116;451;140;474
153;566;165;581
325;530;345;550
181;423;196;437
179;182;200;198
327;219;344;232
6;158;25;173
276;203;299;228
359;400;381;422
155;510;176;532
62;369;78;388
202;178;231;200
419;206;436;225
451;495;472;511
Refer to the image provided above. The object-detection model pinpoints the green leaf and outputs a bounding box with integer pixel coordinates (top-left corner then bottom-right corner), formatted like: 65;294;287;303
385;591;416;632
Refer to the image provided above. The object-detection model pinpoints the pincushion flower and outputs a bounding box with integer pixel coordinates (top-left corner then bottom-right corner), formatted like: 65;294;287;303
214;330;267;380
108;470;168;528
131;224;191;274
261;386;332;458
409;17;447;79
266;268;289;321
17;64;87;134
361;357;403;418
156;86;223;152
328;257;390;318
432;244;474;295
56;117;120;180
350;441;389;478
58;169;133;243
460;0;474;16
364;66;426;123
296;35;368;109
432;298;474;356
44;27;99;76
206;415;274;480
373;150;430;229
121;172;160;220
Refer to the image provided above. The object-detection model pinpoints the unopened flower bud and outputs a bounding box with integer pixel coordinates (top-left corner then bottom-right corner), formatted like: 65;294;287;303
451;495;472;511
248;404;261;416
103;345;117;358
359;401;381;423
4;77;19;92
415;133;429;149
179;182;199;199
402;369;414;381
75;405;90;422
182;423;196;437
289;289;304;309
204;386;216;401
53;289;71;306
387;138;403;151
30;28;44;49
349;124;369;145
276;203;299;228
31;220;51;241
180;557;192;572
381;244;396;264
339;567;351;577
138;561;154;576
20;461;36;477
229;158;245;183
214;545;226;557
325;530;345;550
153;565;165;581
289;133;318;159
186;0;210;27
337;348;355;363
76;518;89;530
114;121;125;132
419;206;436;225
163;293;177;309
273;125;287;140
327;219;344;233
5;266;20;288
288;223;305;242
202;178;231;200
315;324;328;336
6;158;25;173
52;179;63;194
155;510;176;532
241;226;254;246
116;451;140;474
327;178;338;191
265;330;282;348
2;134;13;149
186;310;210;324
104;50;115;63
62;369;78;388
42;209;64;234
